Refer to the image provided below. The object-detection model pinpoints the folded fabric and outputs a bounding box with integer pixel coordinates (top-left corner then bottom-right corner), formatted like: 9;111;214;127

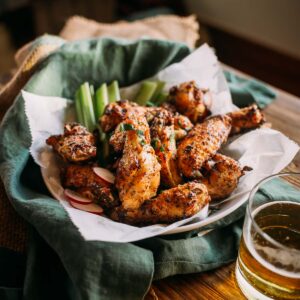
0;38;279;300
224;70;277;108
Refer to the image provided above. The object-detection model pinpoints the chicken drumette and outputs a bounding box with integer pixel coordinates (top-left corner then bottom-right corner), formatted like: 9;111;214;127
201;154;249;200
111;181;210;225
177;115;232;178
169;81;211;123
46;123;97;163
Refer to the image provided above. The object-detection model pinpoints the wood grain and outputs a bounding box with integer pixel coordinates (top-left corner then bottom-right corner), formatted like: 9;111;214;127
147;69;300;300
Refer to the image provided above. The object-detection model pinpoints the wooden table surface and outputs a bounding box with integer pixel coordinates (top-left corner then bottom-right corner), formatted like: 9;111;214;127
147;66;300;300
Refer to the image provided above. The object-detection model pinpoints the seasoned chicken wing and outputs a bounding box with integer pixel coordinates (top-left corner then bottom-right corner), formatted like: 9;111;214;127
76;186;119;209
111;181;210;225
62;164;110;188
169;81;211;123
46;123;96;163
100;100;146;132
177;115;232;178
201;154;248;200
115;116;161;210
227;104;265;135
151;116;182;187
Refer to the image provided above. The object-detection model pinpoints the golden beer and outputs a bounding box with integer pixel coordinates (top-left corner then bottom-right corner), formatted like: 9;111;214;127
236;201;300;299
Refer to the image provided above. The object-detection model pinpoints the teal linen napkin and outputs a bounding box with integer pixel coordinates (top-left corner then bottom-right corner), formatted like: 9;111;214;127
0;38;278;300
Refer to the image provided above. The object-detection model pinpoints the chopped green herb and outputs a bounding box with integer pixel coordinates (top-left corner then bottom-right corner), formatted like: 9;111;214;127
119;123;134;131
160;145;165;152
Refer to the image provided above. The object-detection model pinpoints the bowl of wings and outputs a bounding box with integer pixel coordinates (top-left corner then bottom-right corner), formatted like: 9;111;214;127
44;79;265;235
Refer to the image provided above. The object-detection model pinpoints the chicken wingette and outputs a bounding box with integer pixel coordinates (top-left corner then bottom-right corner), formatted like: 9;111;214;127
201;154;249;200
169;81;211;123
46;123;97;163
150;115;182;187
177;115;232;178
227;104;265;135
115;116;161;210
111;181;210;225
62;164;119;209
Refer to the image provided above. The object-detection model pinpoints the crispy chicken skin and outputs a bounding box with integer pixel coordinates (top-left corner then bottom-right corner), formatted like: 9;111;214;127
76;186;119;209
177;115;232;178
227;104;265;134
201;154;247;200
115;116;161;210
100;100;146;132
46;123;96;163
62;164;110;189
111;181;210;225
169;81;211;123
151;116;182;187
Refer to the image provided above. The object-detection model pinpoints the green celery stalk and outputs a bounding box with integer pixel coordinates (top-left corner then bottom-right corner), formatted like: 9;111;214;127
151;81;165;102
156;92;169;105
77;82;96;132
108;80;120;103
135;81;157;105
75;90;84;124
95;83;109;120
90;84;95;99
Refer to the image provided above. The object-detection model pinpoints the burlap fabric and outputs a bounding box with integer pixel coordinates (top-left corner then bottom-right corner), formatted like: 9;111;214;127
0;14;199;253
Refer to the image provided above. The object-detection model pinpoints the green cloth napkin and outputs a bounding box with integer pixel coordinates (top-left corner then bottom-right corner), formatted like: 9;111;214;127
224;70;277;108
0;38;278;300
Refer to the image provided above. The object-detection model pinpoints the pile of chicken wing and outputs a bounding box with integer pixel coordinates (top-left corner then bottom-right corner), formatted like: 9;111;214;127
46;81;265;225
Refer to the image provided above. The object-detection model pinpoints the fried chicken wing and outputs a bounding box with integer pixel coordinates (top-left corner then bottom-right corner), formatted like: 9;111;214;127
115;116;161;210
111;181;210;225
228;104;265;135
201;154;248;200
100;100;146;132
151;116;182;187
169;81;211;123
177;115;232;178
76;186;120;209
46;123;96;163
62;164;110;188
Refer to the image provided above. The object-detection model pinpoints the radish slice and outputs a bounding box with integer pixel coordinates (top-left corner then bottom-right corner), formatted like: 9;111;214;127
93;167;115;184
69;200;103;215
64;189;92;205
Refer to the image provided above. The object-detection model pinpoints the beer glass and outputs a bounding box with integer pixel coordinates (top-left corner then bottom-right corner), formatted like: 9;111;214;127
236;172;300;300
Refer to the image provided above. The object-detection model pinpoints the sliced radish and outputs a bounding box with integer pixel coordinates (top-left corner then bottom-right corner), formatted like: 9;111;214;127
93;167;115;184
64;189;92;205
69;200;103;215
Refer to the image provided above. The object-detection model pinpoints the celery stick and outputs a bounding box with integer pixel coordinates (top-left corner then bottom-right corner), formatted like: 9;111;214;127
75;90;84;124
78;82;96;132
156;92;169;105
151;81;165;102
95;83;109;120
108;80;120;103
90;84;95;99
135;81;157;105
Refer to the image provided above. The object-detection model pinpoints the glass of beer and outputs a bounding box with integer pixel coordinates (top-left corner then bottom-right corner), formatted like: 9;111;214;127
236;172;300;300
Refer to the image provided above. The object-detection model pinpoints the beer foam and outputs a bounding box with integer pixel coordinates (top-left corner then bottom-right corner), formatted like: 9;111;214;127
245;201;300;279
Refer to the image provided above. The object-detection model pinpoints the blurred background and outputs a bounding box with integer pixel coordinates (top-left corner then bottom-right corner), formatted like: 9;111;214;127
0;0;299;96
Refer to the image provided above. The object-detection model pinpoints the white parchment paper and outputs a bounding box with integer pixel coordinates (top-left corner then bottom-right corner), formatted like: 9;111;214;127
22;44;299;242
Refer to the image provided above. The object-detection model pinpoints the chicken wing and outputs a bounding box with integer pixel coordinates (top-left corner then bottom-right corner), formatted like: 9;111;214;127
177;115;232;178
201;154;248;200
115;116;161;210
151;116;182;187
46;123;97;163
62;164;110;188
111;181;210;225
76;186;119;209
100;100;146;132
169;81;211;123
227;104;265;135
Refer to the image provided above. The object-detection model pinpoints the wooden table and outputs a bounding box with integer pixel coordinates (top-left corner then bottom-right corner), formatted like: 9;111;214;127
148;66;300;300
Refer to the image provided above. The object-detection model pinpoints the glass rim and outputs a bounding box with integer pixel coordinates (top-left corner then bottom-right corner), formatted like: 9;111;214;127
247;171;300;254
